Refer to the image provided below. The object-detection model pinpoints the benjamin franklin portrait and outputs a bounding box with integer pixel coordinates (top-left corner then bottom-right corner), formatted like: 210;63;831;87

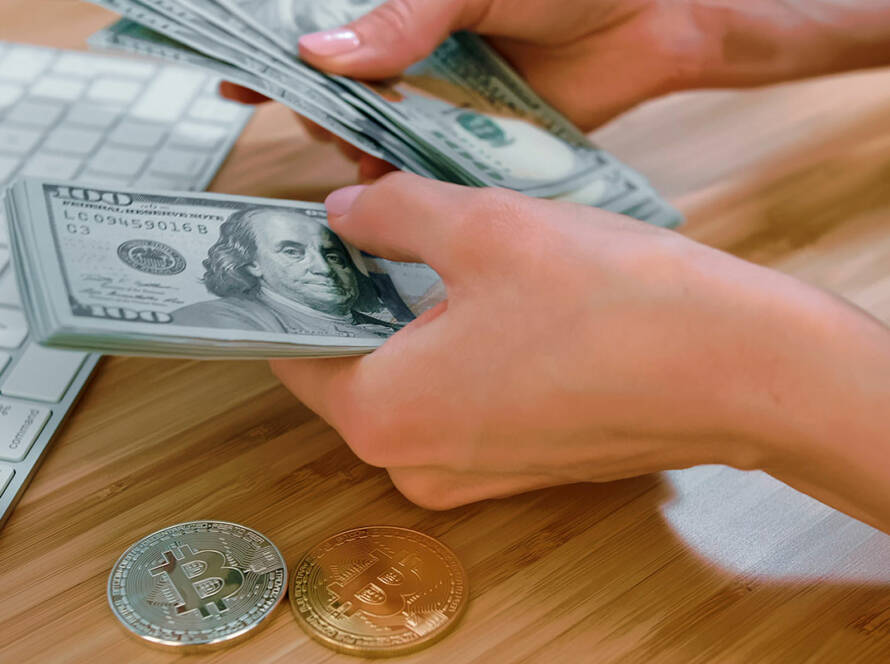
172;206;407;338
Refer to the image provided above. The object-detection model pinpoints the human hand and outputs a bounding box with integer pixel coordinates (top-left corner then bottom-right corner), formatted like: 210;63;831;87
268;173;885;511
222;0;706;161
293;0;888;128
224;0;890;178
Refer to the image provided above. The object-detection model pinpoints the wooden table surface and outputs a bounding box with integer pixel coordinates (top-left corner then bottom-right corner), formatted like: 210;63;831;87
2;3;890;663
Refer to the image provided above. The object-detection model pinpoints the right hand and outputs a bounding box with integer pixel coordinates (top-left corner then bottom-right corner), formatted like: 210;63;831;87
304;0;886;130
223;0;709;178
224;0;889;178
223;0;709;170
294;0;705;131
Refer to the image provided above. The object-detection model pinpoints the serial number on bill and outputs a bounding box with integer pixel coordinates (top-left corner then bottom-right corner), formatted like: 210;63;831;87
62;212;210;235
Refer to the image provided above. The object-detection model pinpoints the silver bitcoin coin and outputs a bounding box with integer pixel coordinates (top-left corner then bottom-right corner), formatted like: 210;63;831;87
107;520;287;650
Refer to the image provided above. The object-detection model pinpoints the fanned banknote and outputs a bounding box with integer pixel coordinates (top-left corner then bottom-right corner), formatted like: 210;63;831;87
6;178;442;358
86;0;683;226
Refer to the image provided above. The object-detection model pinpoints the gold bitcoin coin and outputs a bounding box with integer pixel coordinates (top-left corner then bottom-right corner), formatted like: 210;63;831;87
289;526;469;657
108;520;287;651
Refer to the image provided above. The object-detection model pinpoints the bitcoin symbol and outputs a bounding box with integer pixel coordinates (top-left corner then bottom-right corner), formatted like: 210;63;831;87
150;544;244;618
329;549;425;620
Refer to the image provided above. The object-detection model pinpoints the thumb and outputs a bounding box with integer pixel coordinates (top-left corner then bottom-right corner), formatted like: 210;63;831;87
323;173;491;284
298;0;486;79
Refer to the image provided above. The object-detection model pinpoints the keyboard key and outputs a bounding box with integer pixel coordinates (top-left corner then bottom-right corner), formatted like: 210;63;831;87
0;83;24;111
0;463;13;496
0;126;43;155
30;76;87;102
0;43;253;527
64;103;121;129
21;153;83;180
0;47;54;82
53;52;155;79
90;146;149;177
49;53;95;78
0;270;20;306
148;148;207;178
0;156;20;185
5;100;66;129
108;121;167;149
0;309;28;349
169;122;227;151
43;127;104;155
0;399;51;462
87;78;145;105
187;97;246;124
203;76;222;94
2;345;87;403
130;68;204;123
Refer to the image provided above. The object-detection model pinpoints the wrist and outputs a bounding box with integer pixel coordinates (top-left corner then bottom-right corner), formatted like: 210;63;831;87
683;1;890;91
745;282;890;530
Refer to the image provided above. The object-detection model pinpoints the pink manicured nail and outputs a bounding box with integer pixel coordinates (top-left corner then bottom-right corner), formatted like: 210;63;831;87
325;185;367;217
299;29;361;57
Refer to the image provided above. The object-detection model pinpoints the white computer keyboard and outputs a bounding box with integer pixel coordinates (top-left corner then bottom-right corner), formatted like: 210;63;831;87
0;40;252;528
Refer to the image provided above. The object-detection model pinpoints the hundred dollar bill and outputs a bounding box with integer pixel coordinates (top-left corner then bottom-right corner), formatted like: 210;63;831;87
215;0;624;197
95;15;682;226
6;179;442;358
125;0;371;113
84;1;411;165
206;2;681;221
87;1;683;226
89;19;447;180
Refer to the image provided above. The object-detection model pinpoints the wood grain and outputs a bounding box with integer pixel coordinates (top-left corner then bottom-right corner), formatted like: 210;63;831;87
2;4;890;663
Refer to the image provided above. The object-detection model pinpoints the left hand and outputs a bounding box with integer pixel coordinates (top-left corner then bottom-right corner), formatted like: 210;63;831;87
269;173;845;510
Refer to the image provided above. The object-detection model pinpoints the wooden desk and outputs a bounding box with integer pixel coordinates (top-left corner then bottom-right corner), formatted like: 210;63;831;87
2;4;890;663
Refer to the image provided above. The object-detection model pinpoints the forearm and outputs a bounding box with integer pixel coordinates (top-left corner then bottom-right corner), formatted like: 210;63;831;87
689;0;890;88
755;286;890;533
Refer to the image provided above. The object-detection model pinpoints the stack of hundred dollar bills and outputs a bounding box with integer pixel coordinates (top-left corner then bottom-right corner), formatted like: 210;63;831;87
6;178;446;357
86;0;682;227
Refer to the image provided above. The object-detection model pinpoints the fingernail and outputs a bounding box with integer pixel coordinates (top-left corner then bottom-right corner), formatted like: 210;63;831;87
299;29;361;57
325;185;367;217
